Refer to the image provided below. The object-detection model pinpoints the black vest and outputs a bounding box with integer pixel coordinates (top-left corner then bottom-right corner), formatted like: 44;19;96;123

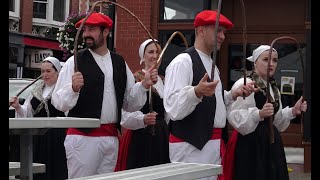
169;47;218;150
30;98;65;117
140;90;165;120
68;49;127;133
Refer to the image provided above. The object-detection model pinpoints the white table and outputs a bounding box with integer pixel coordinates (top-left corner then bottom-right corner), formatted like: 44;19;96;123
9;162;46;176
9;117;100;180
69;162;222;180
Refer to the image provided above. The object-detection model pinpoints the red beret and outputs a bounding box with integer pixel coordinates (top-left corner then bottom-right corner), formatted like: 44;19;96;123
75;12;113;29
194;10;233;29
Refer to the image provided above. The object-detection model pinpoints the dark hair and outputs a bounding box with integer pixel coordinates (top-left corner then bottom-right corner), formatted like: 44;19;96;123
144;40;160;54
42;60;58;72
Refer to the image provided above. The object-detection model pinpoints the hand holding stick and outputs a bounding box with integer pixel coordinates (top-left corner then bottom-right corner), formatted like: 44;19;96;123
9;75;42;108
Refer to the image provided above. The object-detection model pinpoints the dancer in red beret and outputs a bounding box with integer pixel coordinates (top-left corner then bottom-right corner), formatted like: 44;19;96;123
163;10;257;180
51;12;159;179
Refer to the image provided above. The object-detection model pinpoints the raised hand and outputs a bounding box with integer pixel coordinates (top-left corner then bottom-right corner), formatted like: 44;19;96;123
194;73;219;98
232;81;258;100
141;66;158;89
292;96;307;116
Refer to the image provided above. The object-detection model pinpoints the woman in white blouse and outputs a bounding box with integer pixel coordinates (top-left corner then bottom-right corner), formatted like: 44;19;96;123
224;45;307;180
9;56;67;180
115;39;170;171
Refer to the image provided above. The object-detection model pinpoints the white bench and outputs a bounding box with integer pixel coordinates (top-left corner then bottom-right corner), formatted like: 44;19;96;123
69;162;222;180
9;162;46;177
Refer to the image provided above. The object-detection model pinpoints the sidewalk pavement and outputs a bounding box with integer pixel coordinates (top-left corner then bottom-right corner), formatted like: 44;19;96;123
285;147;311;180
288;163;311;180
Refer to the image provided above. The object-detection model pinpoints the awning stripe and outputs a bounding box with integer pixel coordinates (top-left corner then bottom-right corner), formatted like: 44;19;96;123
23;37;61;51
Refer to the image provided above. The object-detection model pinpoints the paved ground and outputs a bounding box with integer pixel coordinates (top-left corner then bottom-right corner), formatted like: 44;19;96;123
288;163;311;180
285;147;311;180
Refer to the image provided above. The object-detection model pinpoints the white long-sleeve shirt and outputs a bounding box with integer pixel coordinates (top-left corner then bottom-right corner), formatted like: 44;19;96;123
163;49;234;128
227;77;295;136
52;49;149;124
164;49;234;175
121;76;170;130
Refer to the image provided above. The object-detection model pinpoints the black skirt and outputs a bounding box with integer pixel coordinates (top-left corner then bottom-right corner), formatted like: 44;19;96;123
233;121;289;180
125;119;170;169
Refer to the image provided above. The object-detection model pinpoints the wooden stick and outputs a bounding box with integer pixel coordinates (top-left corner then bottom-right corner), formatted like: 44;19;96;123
212;0;222;80
267;36;304;144
156;31;188;68
148;31;188;135
240;0;247;99
9;75;42;107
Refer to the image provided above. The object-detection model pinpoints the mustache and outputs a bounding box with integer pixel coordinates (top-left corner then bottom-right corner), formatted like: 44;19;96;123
84;36;94;41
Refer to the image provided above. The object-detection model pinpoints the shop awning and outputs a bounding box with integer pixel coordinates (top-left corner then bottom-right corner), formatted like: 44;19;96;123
23;37;61;51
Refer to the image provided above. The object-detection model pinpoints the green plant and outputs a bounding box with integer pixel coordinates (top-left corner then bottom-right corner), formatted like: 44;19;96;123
56;13;87;61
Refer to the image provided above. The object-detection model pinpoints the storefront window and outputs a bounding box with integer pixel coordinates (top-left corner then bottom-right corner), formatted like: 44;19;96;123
9;68;17;78
9;47;18;64
23;68;41;79
159;0;212;21
228;43;306;124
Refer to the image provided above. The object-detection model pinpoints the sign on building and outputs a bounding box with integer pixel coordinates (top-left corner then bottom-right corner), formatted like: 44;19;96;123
25;49;53;68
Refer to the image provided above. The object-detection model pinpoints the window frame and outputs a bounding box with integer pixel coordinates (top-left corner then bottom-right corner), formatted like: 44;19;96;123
32;0;70;28
159;0;212;22
9;0;20;21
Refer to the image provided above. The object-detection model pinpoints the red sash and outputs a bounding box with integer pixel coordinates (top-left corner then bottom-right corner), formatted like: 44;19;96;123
67;123;118;136
169;128;226;180
169;128;223;142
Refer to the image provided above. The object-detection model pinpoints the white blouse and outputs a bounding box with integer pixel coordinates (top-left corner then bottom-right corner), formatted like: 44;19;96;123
120;76;168;130
16;82;55;118
227;77;295;136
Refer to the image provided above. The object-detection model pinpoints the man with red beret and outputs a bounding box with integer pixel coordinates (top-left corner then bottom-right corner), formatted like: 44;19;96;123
52;12;158;179
163;10;256;180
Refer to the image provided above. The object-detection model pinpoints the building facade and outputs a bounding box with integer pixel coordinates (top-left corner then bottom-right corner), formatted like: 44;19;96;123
9;0;71;78
9;0;311;172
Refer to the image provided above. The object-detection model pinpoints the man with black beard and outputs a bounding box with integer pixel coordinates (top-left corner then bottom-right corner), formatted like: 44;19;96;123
52;12;158;179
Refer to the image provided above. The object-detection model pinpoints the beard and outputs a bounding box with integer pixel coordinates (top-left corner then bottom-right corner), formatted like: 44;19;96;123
84;34;105;50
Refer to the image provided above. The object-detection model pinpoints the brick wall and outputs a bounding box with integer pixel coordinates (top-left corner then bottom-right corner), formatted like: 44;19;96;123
115;0;153;73
20;0;33;33
70;0;80;14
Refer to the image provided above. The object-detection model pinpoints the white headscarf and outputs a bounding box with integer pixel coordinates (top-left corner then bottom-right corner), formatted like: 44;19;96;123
43;56;62;72
247;45;277;63
138;39;158;64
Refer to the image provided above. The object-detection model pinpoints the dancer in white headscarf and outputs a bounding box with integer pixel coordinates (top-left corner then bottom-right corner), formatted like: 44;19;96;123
115;39;170;171
224;45;308;180
9;56;68;180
